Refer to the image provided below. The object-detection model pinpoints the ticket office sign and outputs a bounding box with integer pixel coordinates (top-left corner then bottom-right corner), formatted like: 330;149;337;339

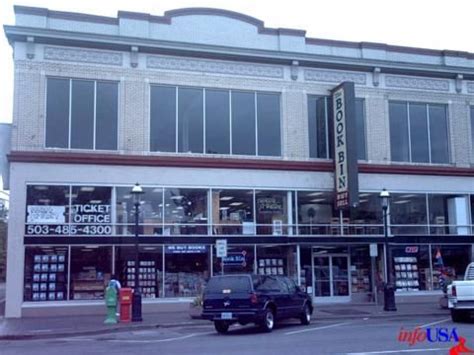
26;204;112;236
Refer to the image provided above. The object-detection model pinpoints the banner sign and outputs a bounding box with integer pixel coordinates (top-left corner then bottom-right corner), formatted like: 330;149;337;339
27;205;65;224
331;81;359;210
257;197;283;213
165;245;207;254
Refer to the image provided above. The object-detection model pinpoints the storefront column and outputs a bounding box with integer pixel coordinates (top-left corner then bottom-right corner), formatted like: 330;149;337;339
428;244;433;291
287;191;293;235
67;245;71;300
5;180;26;318
296;244;301;285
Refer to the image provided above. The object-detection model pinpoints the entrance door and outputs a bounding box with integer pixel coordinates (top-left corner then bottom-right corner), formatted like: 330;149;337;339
313;254;350;302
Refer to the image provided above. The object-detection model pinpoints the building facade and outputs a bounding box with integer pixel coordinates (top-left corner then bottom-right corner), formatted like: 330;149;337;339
4;6;474;318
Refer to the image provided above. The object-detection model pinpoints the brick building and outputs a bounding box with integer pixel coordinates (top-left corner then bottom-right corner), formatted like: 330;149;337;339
3;6;474;317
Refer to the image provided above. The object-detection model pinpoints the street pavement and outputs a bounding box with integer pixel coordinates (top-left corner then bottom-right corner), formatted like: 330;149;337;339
1;314;473;354
0;298;450;340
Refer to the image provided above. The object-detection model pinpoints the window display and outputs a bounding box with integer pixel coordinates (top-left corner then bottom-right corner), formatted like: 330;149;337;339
70;246;112;300
24;247;68;301
115;246;164;298
124;260;158;298
394;257;420;291
350;246;372;294
256;191;288;235
212;189;254;235
165;245;209;297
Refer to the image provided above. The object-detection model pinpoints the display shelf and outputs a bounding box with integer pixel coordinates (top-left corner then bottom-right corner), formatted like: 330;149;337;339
394;257;419;292
123;260;158;298
257;258;285;276
29;253;67;301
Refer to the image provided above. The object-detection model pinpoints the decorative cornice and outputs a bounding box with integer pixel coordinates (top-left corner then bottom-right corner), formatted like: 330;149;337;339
385;75;450;92
44;46;123;66
147;55;284;78
13;6;474;61
7;151;474;177
304;69;367;85
467;82;474;93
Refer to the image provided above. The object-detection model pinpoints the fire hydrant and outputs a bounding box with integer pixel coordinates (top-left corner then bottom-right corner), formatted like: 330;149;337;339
104;285;118;324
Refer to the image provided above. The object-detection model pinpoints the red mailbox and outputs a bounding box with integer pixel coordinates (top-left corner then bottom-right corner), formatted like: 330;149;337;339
119;288;133;323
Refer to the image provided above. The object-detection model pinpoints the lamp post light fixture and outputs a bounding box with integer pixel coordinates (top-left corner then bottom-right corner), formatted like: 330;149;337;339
379;188;397;311
131;182;144;322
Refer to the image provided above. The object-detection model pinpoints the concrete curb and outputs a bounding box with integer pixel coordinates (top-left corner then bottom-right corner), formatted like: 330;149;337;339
0;311;451;341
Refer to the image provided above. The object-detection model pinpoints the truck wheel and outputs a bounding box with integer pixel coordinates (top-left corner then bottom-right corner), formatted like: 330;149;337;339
260;308;275;332
300;304;311;325
451;309;467;323
214;320;229;334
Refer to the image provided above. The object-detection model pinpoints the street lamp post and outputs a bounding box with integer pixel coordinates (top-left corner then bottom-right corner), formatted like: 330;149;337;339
380;188;397;311
131;183;144;322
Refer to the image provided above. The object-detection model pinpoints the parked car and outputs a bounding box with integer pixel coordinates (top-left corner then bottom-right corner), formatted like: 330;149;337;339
201;274;313;333
447;262;474;322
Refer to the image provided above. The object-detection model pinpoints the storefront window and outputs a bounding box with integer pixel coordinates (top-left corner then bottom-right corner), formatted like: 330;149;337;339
348;193;383;235
24;246;68;301
390;194;428;234
71;186;112;236
70;246;112;300
299;246;312;292
116;187;163;236
350;246;372;297
256;190;288;235
164;188;208;235
428;194;450;235
431;245;471;291
256;245;297;281
25;185;69;236
164;244;210;297
115;246;164;298
391;245;430;292
214;244;255;275
211;189;254;235
297;191;335;235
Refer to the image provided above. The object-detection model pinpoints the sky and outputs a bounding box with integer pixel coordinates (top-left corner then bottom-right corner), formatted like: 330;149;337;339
1;0;474;124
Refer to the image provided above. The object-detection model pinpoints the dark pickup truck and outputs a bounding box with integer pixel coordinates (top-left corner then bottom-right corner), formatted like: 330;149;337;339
202;274;313;333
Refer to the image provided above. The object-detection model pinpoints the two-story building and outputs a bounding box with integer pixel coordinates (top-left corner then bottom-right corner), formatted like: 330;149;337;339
4;5;474;318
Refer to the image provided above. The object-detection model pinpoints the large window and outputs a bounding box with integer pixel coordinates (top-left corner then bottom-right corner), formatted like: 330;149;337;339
150;86;281;156
308;97;366;160
212;189;254;235
389;102;449;163
45;78;118;150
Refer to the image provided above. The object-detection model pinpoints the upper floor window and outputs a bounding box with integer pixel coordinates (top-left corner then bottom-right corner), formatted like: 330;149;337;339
45;78;118;150
308;96;366;160
389;101;449;164
150;86;281;156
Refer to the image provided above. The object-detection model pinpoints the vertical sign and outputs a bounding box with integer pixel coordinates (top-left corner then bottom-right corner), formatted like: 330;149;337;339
332;81;359;209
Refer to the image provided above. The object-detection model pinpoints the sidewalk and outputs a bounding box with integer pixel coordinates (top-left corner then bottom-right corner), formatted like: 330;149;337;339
0;299;449;340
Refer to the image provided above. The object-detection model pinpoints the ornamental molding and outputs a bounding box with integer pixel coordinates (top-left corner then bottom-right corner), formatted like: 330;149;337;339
44;46;123;66
146;55;284;78
467;82;474;93
304;69;367;85
385;75;449;92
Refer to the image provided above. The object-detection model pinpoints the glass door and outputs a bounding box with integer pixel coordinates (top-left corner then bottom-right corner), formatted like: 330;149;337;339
331;256;349;297
313;256;331;297
312;254;350;301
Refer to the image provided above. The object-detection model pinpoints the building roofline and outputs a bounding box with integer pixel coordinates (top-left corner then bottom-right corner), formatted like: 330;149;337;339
5;24;474;80
12;5;474;58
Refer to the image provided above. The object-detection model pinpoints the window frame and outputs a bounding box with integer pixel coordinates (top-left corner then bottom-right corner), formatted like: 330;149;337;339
389;100;450;164
149;84;282;157
307;95;367;161
44;77;119;151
